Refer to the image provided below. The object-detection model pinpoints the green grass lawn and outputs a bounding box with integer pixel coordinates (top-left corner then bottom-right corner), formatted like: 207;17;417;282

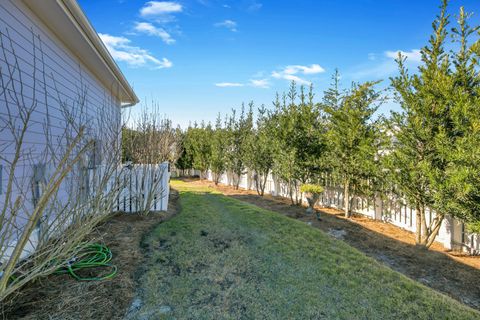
129;180;479;319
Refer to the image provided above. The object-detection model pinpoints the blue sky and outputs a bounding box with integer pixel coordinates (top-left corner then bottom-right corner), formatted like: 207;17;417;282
79;0;480;127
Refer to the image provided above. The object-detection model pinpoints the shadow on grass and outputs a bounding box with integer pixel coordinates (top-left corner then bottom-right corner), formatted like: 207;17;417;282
225;193;480;311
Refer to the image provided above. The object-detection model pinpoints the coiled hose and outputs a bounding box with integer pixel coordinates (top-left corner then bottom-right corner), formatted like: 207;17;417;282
56;243;117;281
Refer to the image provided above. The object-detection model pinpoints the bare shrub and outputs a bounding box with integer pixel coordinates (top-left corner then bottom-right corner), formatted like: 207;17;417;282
0;29;126;301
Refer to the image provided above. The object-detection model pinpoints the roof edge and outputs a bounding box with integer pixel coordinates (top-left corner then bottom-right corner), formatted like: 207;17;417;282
59;0;139;106
22;0;139;107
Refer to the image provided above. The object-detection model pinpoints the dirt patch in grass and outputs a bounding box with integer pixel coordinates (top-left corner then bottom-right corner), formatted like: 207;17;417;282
187;178;480;310
2;189;179;320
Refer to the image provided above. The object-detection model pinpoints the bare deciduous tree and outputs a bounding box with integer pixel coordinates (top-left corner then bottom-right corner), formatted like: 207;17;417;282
123;103;182;165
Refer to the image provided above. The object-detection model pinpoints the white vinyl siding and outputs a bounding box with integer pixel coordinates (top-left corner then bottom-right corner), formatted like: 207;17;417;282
0;0;121;158
0;0;122;238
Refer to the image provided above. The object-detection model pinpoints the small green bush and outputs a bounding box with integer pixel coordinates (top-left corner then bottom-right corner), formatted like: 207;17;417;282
300;184;324;194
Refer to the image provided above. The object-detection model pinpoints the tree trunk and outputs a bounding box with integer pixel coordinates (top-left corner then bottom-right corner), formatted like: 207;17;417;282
421;207;428;244
294;180;301;206
254;172;261;196
415;205;422;245
415;206;444;249
214;171;222;185
425;215;444;248
288;179;295;205
260;173;268;196
234;171;241;190
343;179;350;218
254;172;266;197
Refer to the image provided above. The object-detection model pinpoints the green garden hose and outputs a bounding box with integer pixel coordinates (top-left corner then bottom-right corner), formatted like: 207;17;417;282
56;243;117;281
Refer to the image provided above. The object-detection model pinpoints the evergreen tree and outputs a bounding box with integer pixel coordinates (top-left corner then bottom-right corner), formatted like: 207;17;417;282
183;121;212;179
225;104;254;189
175;143;193;175
244;104;275;196
390;1;480;247
294;84;327;184
210;113;228;185
324;79;383;218
322;69;342;112
270;87;301;204
445;6;480;232
270;82;327;205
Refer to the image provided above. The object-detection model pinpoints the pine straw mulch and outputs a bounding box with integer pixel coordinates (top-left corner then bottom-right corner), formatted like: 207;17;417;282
187;178;480;311
1;189;179;320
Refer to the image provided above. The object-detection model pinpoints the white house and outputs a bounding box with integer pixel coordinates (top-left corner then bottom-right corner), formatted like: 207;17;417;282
0;0;145;263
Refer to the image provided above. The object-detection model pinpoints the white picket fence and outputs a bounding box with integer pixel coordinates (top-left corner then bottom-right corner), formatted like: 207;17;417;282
116;162;170;213
0;162;170;264
202;169;480;254
80;162;170;213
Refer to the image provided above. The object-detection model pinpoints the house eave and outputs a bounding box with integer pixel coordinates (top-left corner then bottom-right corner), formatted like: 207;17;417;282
22;0;139;107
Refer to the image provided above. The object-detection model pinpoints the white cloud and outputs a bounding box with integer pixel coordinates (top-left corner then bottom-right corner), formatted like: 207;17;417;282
157;57;173;68
134;22;175;44
99;33;129;47
214;20;237;32
249;78;269;88
99;33;172;69
140;1;183;16
215;82;244;87
215;64;323;89
272;72;311;85
283;64;325;75
385;49;422;63
271;64;324;85
215;78;269;88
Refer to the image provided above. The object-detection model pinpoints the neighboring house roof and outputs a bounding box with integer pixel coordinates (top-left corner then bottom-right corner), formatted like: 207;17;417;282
23;0;139;107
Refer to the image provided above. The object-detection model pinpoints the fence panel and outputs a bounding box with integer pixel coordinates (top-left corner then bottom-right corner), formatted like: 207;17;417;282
204;169;480;254
116;162;170;213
